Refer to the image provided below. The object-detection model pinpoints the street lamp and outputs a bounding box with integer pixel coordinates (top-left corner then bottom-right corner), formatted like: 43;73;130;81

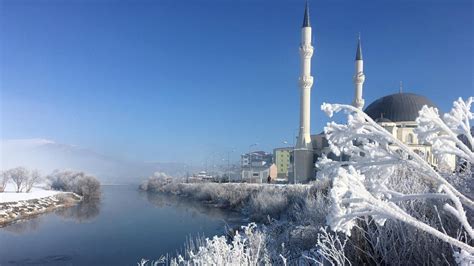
289;127;300;185
293;127;305;184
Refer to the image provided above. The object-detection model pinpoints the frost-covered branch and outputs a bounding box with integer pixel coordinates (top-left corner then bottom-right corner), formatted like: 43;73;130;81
319;97;474;258
315;226;351;266
416;97;474;162
321;102;473;208
327;166;473;253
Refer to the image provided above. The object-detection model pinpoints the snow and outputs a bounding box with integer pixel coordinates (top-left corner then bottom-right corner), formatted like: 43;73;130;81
0;183;61;203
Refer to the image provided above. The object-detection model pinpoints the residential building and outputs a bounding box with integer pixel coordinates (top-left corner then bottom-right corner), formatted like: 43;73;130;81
241;164;277;183
241;151;273;168
273;147;292;179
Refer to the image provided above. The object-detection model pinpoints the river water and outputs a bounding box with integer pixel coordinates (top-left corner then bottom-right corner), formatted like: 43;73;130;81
0;185;243;265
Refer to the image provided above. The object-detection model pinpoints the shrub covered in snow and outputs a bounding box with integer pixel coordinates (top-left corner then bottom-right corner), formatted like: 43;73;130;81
140;180;329;224
140;223;274;266
176;223;269;265
48;170;101;200
139;172;172;191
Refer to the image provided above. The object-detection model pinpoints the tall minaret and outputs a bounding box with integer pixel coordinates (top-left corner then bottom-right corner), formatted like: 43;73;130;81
294;1;314;183
297;1;314;149
352;35;365;109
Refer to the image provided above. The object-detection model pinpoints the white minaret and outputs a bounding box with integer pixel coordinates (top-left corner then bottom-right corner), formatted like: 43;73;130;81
352;35;365;109
294;2;314;183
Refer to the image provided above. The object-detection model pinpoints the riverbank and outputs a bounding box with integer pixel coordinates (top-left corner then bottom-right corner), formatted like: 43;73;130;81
0;192;82;227
139;180;329;222
139;180;330;264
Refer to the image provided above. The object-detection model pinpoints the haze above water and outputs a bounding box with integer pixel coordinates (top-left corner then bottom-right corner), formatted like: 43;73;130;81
0;185;243;265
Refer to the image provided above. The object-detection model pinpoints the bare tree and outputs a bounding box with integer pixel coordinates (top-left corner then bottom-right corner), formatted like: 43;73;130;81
8;167;29;193
25;169;41;192
0;171;9;192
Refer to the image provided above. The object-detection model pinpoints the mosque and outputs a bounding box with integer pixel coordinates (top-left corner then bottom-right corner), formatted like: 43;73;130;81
290;3;455;183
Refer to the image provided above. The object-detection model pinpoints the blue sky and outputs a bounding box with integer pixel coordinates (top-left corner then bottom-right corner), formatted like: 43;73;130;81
1;0;472;165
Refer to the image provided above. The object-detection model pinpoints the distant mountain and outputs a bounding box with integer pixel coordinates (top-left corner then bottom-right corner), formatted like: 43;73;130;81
0;139;194;184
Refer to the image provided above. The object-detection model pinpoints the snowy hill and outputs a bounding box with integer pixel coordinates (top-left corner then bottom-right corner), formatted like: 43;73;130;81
0;139;193;184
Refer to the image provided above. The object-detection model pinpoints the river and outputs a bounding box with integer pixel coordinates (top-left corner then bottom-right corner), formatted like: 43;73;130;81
0;185;243;265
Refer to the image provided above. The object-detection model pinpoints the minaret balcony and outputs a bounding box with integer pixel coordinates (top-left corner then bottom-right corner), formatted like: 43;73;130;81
353;72;365;83
299;76;314;89
352;98;365;109
299;45;314;58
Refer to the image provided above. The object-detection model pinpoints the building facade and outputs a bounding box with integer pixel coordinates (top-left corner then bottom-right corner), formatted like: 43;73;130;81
241;151;273;168
273;147;292;179
241;164;277;183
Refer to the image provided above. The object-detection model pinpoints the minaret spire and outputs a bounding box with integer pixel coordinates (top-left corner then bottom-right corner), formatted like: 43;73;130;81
356;33;363;60
294;1;314;183
352;34;366;110
302;1;311;28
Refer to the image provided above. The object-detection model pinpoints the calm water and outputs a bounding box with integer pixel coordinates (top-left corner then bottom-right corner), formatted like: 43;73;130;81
0;185;243;265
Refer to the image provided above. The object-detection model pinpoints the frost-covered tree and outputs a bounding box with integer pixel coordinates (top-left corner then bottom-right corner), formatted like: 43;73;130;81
2;167;43;193
48;170;101;200
318;97;474;261
6;167;29;193
25;169;41;192
0;170;9;192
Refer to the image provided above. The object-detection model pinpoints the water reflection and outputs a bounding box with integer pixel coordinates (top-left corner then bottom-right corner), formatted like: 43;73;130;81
55;199;101;223
3;217;42;234
6;254;73;265
2;199;101;235
141;192;243;225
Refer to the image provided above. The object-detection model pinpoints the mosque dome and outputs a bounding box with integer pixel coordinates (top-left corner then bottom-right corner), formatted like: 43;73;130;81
364;93;437;122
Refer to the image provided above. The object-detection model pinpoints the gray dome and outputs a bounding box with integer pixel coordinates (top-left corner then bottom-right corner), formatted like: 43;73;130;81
364;93;437;122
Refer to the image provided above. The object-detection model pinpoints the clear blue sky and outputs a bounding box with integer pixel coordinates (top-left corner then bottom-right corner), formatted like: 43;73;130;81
1;0;472;165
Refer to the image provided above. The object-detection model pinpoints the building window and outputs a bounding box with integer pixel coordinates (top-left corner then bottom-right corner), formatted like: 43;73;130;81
407;133;414;144
252;173;259;177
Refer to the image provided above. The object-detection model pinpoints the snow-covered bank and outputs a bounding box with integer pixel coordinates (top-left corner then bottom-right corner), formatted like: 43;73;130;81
140;180;331;264
0;183;82;226
0;169;101;226
0;192;82;226
0;186;61;203
140;180;326;223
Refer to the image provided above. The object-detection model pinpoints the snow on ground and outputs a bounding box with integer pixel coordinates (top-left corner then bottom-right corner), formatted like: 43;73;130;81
0;183;61;203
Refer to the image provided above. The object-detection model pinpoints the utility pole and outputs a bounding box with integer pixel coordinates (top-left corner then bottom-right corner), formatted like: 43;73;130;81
226;149;235;183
